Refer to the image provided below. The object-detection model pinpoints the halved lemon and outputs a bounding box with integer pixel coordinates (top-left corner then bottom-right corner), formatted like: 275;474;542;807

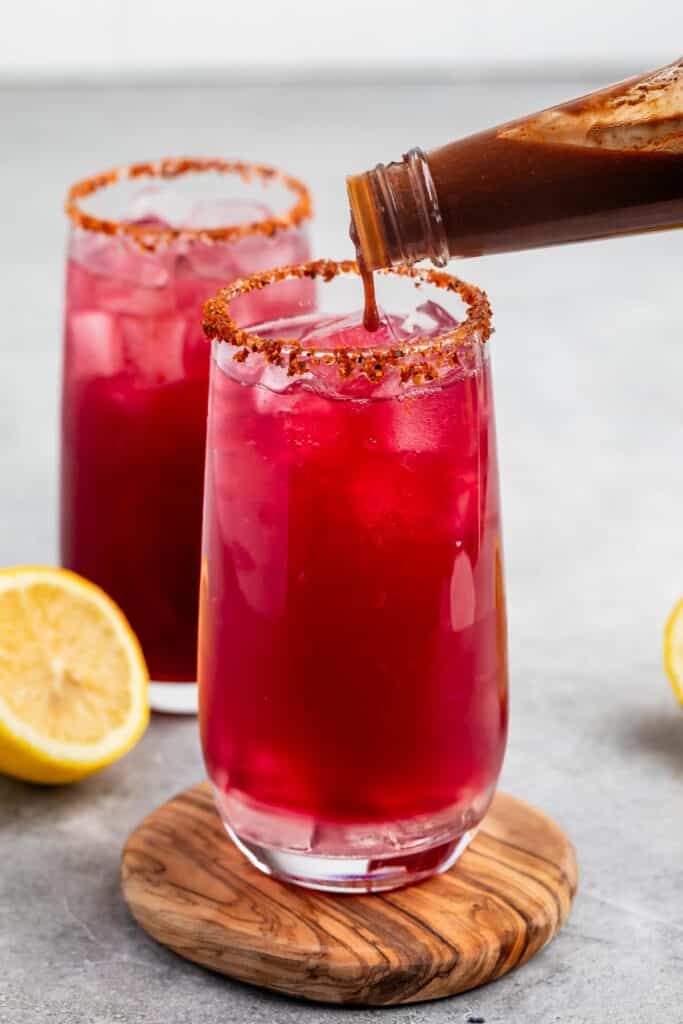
0;567;149;784
664;597;683;707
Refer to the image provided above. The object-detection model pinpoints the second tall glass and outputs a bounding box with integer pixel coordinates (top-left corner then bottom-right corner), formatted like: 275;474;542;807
61;158;313;713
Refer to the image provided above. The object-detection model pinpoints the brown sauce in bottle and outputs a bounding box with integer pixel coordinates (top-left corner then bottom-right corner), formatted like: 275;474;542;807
428;114;683;258
348;58;683;272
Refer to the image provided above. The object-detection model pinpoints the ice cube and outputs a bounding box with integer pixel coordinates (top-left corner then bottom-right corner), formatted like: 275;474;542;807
118;313;187;384
209;440;289;617
189;219;311;285
183;216;313;330
391;390;450;453
400;300;459;339
251;275;316;328
68;232;172;319
231;221;310;276
298;308;400;351
182;240;239;284
65;311;121;381
184;202;272;281
187;199;272;230
69;228;171;291
125;185;193;229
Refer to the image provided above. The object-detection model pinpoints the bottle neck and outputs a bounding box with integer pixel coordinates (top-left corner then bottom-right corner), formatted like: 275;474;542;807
347;148;449;272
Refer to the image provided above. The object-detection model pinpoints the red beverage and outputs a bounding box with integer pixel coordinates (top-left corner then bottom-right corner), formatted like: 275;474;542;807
61;160;313;712
199;261;507;891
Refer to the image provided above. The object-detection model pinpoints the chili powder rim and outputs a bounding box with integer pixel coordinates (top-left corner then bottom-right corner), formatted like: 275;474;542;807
64;157;313;251
202;258;493;384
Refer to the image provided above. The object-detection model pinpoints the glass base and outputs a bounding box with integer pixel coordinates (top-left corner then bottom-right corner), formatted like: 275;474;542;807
211;784;488;893
149;681;198;715
226;823;475;893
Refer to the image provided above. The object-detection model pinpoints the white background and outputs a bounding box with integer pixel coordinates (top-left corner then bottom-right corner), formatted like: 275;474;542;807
3;0;682;78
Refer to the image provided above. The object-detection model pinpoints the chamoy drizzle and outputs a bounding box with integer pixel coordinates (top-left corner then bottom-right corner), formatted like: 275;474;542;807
359;258;380;333
350;216;380;332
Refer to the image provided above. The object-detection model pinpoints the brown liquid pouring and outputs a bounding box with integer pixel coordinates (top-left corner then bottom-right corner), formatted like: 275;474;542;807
359;258;380;333
350;218;380;332
349;57;683;324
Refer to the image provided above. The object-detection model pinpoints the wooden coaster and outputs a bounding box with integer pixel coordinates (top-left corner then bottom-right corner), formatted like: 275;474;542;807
121;782;577;1006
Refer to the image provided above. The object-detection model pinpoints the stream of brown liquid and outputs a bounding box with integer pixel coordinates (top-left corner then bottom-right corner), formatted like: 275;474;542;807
350;216;380;332
359;259;380;332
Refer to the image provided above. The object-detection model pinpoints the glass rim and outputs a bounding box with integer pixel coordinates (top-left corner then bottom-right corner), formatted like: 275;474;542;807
64;156;313;251
202;258;493;384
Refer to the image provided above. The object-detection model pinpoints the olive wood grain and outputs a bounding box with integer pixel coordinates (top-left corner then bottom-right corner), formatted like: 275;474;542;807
121;782;577;1006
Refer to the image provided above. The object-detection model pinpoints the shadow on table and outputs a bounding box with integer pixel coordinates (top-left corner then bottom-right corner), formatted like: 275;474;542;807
0;713;201;819
617;708;683;771
0;769;110;826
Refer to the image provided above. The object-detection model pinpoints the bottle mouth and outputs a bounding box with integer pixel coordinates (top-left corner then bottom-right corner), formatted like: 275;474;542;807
347;148;449;271
346;173;390;271
64;157;313;251
202;258;492;386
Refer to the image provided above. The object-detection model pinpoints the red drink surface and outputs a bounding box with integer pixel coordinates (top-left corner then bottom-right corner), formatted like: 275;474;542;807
61;211;312;681
199;308;508;831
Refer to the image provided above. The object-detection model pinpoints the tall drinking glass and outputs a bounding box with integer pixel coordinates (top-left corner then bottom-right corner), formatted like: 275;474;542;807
61;158;313;713
199;260;508;892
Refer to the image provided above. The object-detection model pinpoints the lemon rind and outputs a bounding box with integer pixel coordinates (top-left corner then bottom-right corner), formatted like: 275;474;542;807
0;566;149;771
664;597;683;705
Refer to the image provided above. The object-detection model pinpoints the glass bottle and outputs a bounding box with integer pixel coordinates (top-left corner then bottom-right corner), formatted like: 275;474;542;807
347;57;683;270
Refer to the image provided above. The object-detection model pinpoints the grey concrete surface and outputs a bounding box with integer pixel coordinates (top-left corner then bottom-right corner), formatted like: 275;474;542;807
1;80;682;1023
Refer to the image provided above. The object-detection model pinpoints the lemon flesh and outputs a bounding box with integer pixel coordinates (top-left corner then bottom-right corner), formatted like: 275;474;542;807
0;567;149;784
